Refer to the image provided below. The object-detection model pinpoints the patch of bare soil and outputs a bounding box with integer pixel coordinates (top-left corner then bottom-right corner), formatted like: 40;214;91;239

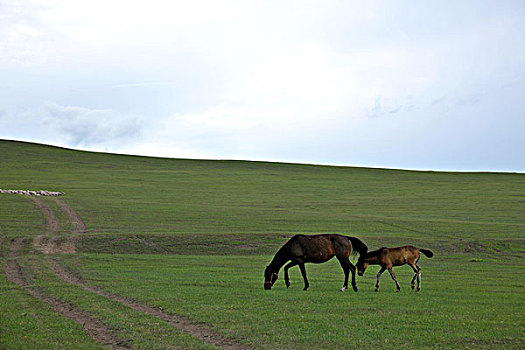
6;238;130;349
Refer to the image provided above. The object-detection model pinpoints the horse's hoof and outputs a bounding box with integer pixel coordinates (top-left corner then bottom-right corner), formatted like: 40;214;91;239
352;286;358;292
396;289;401;293
340;286;347;292
286;282;291;288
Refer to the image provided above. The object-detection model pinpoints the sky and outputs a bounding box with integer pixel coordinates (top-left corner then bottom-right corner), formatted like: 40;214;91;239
1;0;524;172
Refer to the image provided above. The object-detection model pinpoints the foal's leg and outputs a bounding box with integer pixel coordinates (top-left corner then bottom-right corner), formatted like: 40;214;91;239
298;263;309;291
388;267;401;292
414;256;422;291
409;263;421;291
284;261;298;288
415;264;422;291
375;267;386;292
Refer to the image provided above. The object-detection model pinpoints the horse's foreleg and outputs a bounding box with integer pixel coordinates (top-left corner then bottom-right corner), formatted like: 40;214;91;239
376;267;386;292
298;263;309;291
349;262;358;292
284;262;297;288
388;267;401;292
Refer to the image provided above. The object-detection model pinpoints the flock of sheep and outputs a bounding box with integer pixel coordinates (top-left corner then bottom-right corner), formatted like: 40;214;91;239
0;189;64;196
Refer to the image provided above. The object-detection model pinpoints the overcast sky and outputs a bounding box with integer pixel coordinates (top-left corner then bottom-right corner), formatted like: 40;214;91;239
1;1;524;171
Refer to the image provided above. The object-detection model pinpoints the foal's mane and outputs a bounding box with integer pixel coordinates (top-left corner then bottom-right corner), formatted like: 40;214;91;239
366;247;387;257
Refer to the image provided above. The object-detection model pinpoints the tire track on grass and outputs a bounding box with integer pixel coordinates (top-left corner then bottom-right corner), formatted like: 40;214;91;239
49;260;249;350
6;237;130;349
30;197;75;254
52;197;87;234
45;197;251;350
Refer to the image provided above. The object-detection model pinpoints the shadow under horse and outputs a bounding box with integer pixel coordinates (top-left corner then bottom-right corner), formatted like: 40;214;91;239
264;234;368;292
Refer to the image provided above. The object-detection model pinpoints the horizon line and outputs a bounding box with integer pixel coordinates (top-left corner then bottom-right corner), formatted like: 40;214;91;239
2;138;523;175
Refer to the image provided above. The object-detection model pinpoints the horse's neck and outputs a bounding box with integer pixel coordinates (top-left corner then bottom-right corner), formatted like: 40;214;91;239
366;254;381;265
269;246;289;272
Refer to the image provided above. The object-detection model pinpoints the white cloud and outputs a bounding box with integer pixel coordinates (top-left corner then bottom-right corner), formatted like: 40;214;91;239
1;1;524;171
42;103;143;147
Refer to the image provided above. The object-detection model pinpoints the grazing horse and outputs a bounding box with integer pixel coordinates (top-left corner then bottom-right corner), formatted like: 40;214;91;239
264;234;368;292
356;245;433;292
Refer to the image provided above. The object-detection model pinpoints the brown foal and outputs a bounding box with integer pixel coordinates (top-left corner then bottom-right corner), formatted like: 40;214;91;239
356;245;433;292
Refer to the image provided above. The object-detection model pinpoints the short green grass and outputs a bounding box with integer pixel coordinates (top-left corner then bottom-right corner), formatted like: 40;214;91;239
0;272;105;350
18;251;216;349
0;190;104;349
58;253;523;349
1;140;524;349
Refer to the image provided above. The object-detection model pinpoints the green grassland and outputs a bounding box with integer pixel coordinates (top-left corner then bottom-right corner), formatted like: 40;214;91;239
1;139;524;349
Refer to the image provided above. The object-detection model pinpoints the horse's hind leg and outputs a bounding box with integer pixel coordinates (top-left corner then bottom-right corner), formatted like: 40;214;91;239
411;272;417;290
298;263;309;291
349;262;358;292
337;258;350;292
415;264;422;291
409;263;420;290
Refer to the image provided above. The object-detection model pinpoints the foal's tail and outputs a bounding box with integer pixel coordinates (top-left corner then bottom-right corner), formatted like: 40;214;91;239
419;248;434;258
347;236;368;257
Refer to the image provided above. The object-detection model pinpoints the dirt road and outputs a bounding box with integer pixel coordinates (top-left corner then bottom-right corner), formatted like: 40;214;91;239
6;196;250;349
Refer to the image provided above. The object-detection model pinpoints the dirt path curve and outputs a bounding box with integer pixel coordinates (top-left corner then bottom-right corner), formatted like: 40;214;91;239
6;237;130;349
31;197;75;254
52;197;87;234
36;197;251;350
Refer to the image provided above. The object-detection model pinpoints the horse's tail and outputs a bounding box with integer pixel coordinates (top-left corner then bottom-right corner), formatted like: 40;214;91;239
419;248;434;258
347;236;368;257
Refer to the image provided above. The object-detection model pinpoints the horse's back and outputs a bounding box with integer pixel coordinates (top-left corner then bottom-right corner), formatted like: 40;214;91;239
288;234;344;262
388;245;419;254
380;246;419;266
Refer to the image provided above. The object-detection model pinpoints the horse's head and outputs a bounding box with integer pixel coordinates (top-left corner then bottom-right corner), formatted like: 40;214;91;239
264;266;278;290
356;256;369;276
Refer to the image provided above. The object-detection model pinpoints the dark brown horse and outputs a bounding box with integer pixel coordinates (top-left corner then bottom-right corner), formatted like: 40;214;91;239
356;245;433;292
264;234;368;292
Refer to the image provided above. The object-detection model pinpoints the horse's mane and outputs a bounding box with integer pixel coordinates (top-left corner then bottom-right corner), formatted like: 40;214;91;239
347;236;368;256
267;236;295;270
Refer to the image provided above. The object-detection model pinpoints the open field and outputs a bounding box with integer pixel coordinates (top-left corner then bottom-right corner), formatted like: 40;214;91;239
1;140;524;349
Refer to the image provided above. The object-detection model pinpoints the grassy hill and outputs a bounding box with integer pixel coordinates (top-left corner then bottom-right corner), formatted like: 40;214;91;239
1;140;524;349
